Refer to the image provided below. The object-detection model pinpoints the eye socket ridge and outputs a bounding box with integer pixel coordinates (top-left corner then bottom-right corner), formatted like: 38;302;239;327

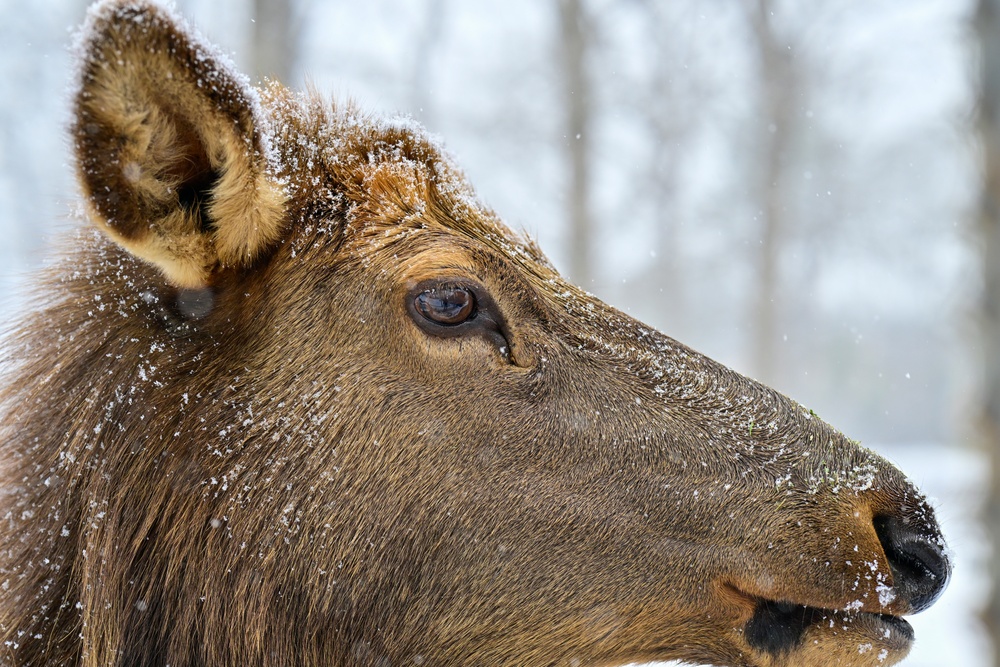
406;278;512;356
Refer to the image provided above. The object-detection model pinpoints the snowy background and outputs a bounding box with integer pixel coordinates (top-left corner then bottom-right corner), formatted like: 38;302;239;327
0;0;988;665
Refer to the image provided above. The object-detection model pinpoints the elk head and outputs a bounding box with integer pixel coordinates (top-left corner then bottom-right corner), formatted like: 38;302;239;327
0;2;949;667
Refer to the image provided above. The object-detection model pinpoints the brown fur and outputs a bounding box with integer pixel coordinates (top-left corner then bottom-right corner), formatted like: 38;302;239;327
0;2;946;666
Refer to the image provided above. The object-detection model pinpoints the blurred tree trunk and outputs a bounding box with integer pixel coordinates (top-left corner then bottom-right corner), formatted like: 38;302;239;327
648;115;684;326
975;0;1000;663
558;0;594;287
252;0;298;84
641;6;686;331
410;0;446;127
747;0;797;383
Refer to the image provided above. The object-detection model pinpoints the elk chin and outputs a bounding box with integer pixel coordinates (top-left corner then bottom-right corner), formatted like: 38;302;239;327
742;602;913;667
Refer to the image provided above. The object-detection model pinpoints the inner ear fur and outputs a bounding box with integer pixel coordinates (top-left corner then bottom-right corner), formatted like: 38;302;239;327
73;0;286;288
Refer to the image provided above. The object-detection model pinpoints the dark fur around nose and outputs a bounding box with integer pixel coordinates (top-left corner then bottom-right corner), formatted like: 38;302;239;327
873;514;951;613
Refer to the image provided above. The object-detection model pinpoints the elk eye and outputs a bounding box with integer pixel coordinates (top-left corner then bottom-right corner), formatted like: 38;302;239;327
414;286;476;325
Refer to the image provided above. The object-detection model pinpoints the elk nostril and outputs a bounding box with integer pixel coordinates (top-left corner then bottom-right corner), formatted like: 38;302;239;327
872;514;951;613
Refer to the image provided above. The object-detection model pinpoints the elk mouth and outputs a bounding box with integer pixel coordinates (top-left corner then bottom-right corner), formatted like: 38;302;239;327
744;597;912;652
728;589;914;664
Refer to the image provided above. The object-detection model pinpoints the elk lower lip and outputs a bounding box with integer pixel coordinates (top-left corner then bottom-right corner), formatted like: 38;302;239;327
743;596;913;657
874;612;914;642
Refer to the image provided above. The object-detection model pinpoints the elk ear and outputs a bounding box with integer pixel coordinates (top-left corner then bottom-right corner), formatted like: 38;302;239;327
73;0;285;288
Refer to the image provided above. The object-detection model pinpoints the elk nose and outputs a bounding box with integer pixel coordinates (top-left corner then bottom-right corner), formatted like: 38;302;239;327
872;514;951;613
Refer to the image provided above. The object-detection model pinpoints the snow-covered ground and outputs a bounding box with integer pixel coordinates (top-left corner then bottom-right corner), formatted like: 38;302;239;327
637;442;991;667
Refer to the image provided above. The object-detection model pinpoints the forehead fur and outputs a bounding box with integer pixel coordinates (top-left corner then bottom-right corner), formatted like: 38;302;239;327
260;86;552;271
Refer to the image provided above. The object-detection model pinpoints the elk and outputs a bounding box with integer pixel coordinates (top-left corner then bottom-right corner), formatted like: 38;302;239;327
0;1;949;666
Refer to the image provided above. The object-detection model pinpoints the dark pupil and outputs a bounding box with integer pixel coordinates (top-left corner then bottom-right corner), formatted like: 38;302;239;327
416;288;475;325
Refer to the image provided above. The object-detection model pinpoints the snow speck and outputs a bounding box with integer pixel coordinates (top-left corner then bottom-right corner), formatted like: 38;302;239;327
876;580;896;606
